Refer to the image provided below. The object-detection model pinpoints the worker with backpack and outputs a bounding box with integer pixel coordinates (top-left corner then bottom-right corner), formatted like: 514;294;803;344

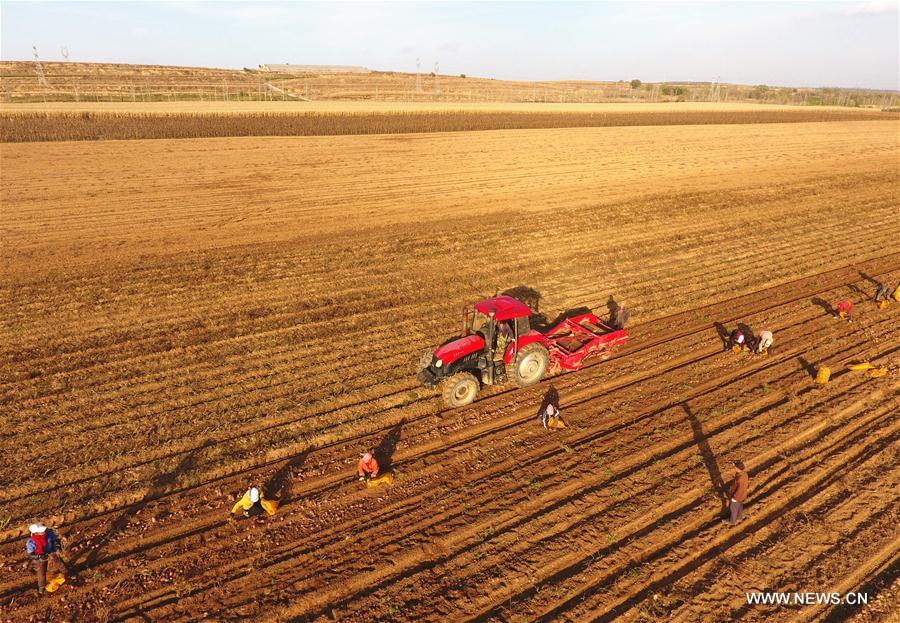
25;523;69;595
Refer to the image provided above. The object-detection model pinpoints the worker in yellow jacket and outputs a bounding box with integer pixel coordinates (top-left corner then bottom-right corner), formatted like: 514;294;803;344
230;486;278;518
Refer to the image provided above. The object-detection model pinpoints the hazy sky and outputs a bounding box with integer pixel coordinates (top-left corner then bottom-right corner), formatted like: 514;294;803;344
2;1;898;89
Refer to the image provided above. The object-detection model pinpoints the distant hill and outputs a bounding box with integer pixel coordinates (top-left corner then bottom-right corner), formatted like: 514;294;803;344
1;61;896;107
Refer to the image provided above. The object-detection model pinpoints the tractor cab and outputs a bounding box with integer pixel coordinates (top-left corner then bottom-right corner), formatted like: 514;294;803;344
418;296;549;407
466;296;534;356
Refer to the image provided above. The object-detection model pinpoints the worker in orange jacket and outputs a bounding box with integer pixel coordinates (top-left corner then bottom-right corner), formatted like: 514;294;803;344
357;449;379;482
833;300;853;322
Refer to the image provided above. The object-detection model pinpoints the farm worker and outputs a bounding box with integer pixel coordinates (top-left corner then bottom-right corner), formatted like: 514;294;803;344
874;282;893;303
230;486;277;518
358;450;380;482
833;300;853;322
541;402;563;429
874;282;896;308
25;524;68;595
726;461;749;526
496;322;514;355
755;330;773;354
730;328;747;351
613;305;629;330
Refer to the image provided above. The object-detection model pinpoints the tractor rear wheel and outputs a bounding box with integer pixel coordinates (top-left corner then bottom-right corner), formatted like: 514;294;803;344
442;372;479;408
508;343;550;388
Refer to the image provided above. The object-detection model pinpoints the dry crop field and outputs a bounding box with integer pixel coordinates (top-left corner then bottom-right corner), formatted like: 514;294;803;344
1;101;895;141
0;105;898;622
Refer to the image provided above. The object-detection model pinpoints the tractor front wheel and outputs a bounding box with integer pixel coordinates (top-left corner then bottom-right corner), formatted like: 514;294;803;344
508;343;550;388
442;372;479;408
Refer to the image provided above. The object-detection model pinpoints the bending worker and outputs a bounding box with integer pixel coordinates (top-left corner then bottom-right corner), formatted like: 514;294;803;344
358;449;380;482
874;282;897;307
231;486;278;518
730;327;747;351
755;330;773;355
833;300;853;323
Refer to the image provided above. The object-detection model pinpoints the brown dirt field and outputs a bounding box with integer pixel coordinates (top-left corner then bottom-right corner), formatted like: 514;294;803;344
0;118;897;622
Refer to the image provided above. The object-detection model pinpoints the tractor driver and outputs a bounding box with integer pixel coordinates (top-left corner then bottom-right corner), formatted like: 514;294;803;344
496;321;514;358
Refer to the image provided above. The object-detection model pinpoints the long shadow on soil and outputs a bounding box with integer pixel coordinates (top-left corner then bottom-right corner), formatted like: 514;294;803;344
502;286;542;313
264;450;311;503
683;404;727;516
821;557;900;623
812;297;835;317
374;419;405;473
74;451;198;572
713;322;731;351
858;271;881;289
797;356;818;380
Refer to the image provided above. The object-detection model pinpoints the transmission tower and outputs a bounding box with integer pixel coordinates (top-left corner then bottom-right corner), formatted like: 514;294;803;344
434;61;440;97
415;58;422;93
60;46;79;100
32;46;49;86
708;76;721;102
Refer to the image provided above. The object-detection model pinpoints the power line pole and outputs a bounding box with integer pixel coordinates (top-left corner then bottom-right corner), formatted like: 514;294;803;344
434;61;440;97
32;46;49;86
415;58;422;93
60;46;80;102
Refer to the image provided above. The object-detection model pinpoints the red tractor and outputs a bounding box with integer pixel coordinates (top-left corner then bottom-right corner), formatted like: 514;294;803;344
418;295;629;407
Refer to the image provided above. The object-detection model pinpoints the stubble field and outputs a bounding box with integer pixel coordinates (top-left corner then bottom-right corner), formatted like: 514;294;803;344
0;107;898;622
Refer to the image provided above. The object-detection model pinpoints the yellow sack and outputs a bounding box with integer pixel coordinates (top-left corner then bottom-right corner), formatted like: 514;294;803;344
877;300;890;309
869;367;888;378
366;472;394;488
893;287;900;302
549;417;566;429
260;499;278;516
815;366;831;384
847;362;874;371
45;574;66;593
839;311;848;319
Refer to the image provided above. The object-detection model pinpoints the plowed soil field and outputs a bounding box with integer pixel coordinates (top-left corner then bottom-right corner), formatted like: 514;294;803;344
1;115;898;622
